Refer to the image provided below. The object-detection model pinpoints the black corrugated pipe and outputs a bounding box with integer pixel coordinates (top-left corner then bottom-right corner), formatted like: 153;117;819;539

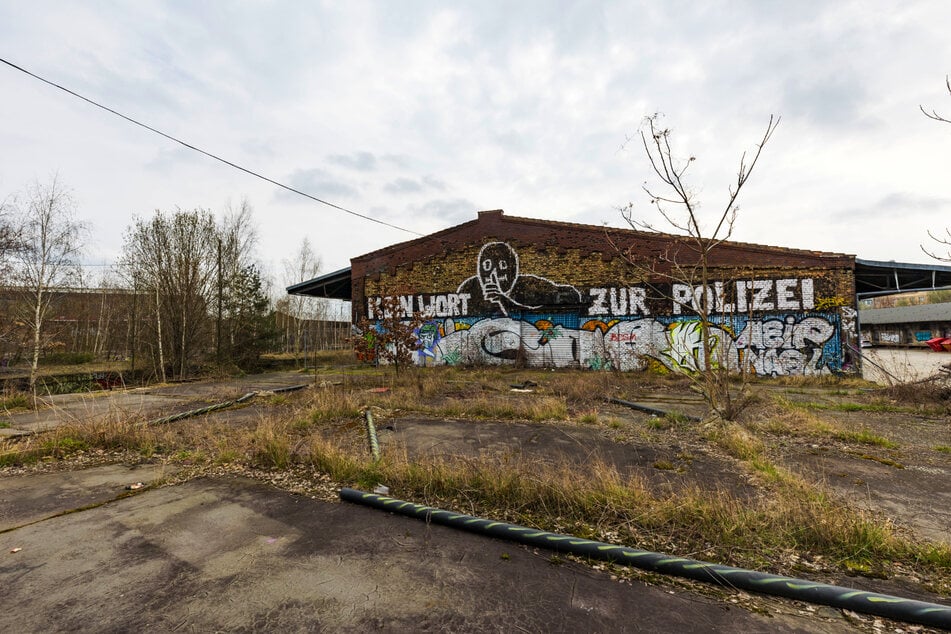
340;488;951;630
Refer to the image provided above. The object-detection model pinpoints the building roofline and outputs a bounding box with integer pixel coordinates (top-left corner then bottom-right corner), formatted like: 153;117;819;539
856;258;951;273
352;209;855;264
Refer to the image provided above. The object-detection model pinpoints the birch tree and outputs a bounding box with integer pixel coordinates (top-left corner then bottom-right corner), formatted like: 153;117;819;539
10;175;85;394
121;203;272;378
281;237;322;356
121;209;218;379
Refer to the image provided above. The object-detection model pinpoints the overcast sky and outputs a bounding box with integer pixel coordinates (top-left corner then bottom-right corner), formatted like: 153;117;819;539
2;1;951;287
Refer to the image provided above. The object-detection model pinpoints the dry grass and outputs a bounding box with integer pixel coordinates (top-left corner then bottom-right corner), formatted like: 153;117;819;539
297;432;951;578
742;396;901;449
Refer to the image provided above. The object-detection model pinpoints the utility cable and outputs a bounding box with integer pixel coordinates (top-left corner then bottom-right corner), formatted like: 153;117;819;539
0;56;422;237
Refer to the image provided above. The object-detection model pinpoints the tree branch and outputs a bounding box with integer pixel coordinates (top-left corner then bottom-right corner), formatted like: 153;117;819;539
920;75;951;124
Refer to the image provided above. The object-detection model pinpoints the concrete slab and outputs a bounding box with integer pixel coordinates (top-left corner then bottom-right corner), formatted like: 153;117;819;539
0;476;846;632
0;371;311;434
141;371;311;398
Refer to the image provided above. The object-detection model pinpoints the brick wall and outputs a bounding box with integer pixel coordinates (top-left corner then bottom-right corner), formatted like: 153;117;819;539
353;211;858;376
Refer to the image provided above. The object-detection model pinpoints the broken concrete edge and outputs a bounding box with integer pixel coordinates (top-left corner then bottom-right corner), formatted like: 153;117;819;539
0;481;159;536
340;487;951;630
608;397;701;422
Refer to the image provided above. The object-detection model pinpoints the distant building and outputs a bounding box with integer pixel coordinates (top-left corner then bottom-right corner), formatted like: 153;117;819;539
859;302;951;346
292;210;859;376
289;210;951;375
0;286;135;361
858;290;948;309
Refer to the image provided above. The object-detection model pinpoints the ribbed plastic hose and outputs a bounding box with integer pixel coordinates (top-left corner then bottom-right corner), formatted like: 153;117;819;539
363;410;381;460
340;488;951;630
148;383;309;426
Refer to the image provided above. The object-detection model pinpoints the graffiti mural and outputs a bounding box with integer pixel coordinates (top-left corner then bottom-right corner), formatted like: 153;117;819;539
409;312;839;376
364;240;850;376
457;242;582;315
418;317;581;367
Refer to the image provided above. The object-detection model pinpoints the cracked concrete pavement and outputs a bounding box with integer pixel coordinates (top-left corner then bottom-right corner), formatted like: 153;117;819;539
0;466;852;633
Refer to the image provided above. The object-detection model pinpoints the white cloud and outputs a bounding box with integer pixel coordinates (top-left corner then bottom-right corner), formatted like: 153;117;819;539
1;0;951;276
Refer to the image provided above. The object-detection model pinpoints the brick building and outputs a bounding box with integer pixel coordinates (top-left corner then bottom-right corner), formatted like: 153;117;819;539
293;210;860;376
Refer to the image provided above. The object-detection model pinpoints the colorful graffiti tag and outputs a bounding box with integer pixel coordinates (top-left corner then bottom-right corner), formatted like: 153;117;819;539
411;313;841;376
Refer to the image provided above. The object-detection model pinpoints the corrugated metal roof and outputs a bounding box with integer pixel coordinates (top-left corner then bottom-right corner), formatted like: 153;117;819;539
855;259;951;296
859;302;951;324
286;266;352;299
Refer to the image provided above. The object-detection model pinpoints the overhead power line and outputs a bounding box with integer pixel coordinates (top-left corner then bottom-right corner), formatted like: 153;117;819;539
0;56;422;237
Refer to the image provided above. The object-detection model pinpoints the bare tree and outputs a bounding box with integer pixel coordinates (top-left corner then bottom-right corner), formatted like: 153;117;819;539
352;293;424;375
121;209;218;380
921;76;951;261
9;175;86;395
921;228;951;263
217;199;261;367
120;202;272;378
615;114;779;420
281;237;322;358
920;75;951;124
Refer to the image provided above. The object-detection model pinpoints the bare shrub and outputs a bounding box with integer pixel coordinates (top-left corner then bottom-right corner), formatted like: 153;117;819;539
882;374;951;406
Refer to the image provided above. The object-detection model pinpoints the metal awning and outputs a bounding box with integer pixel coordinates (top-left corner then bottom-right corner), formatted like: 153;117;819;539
854;258;951;297
286;266;352;300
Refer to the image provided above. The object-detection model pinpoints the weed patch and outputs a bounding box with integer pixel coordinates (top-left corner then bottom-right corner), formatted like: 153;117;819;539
856;453;905;469
791;400;916;414
709;423;764;461
297;435;951;581
833;429;898;449
1;392;31;411
251;420;292;469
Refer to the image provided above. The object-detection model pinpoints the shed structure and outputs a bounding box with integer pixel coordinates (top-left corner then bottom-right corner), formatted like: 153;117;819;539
859;303;951;346
292;210;859;376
